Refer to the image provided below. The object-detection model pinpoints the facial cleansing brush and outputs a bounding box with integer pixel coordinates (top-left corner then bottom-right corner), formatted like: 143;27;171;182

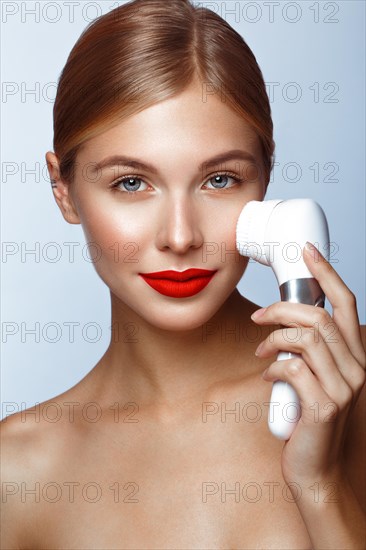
236;198;330;440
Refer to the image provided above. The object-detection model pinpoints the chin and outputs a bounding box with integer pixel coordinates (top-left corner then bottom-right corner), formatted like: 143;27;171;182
143;310;216;333
111;289;229;333
141;297;226;331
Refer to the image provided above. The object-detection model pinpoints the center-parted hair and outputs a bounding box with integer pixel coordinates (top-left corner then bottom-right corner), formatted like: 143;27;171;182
53;0;275;186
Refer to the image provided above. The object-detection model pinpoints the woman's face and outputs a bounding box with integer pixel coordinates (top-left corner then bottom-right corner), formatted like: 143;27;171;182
54;81;266;331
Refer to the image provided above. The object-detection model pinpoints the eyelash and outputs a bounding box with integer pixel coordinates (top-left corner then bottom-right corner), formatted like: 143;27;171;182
108;171;244;195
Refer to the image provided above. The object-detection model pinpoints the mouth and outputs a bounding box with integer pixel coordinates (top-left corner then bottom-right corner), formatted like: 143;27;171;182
139;268;217;282
138;269;218;298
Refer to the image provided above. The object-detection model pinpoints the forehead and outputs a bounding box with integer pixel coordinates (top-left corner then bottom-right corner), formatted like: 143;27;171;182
80;82;261;162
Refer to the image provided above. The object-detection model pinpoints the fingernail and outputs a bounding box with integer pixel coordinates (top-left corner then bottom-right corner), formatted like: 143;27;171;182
251;307;267;320
305;241;320;261
255;342;264;356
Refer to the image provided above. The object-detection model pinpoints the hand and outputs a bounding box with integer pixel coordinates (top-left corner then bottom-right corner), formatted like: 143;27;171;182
251;241;366;486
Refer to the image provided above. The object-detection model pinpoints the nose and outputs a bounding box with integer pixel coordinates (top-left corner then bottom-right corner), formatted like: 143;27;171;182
155;192;204;254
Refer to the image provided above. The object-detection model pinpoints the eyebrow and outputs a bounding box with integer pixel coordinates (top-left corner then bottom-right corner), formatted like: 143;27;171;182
90;149;257;175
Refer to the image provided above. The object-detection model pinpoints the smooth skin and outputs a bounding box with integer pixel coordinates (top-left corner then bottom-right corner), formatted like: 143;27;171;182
1;77;365;549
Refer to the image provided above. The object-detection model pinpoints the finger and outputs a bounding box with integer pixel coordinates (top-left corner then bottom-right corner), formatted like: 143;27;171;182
252;303;366;382
262;357;346;426
303;242;365;365
257;327;356;400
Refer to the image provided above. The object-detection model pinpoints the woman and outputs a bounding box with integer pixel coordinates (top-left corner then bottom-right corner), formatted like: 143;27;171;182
2;0;365;548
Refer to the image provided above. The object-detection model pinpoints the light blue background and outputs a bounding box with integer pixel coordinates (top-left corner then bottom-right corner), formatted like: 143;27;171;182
1;1;365;419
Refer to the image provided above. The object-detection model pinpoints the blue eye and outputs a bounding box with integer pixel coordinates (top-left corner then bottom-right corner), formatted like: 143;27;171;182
204;173;242;190
109;172;244;194
110;177;147;193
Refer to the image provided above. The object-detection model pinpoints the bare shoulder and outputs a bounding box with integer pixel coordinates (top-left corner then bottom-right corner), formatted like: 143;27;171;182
0;391;84;549
1;408;47;548
0;386;88;472
343;324;366;513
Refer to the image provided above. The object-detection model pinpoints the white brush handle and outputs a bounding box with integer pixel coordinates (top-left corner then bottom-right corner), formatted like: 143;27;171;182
235;199;330;440
267;277;326;440
268;351;302;440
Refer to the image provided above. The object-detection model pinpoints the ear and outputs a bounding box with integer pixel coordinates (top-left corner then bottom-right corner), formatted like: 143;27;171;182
45;151;81;225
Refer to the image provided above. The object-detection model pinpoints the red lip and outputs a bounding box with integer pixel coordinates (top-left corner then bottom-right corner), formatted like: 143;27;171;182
139;269;217;282
138;269;218;298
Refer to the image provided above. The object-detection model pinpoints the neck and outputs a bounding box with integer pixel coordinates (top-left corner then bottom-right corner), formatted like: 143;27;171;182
88;288;264;419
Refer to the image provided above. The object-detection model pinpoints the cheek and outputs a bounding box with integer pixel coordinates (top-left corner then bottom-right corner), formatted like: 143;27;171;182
203;210;248;272
77;198;151;268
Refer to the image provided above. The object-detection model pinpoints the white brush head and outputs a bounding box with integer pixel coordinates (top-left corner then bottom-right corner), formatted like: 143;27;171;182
236;198;330;285
236;199;283;266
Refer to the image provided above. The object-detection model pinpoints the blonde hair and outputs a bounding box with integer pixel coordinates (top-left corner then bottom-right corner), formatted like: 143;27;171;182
53;0;275;186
